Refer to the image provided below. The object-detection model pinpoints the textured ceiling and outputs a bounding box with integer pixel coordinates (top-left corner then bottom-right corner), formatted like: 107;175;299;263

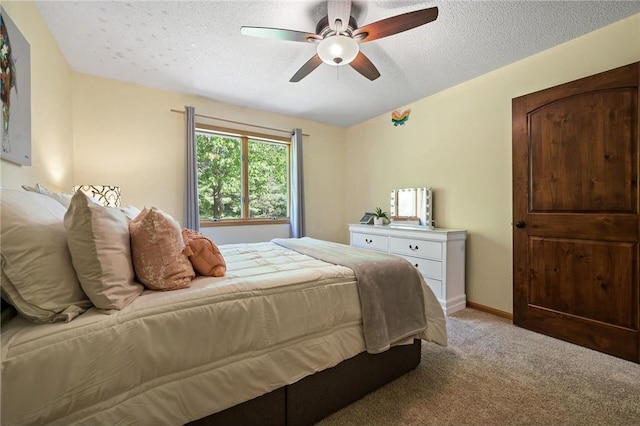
34;0;640;128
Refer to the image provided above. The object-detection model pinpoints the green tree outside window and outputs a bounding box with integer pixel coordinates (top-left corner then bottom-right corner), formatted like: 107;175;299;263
196;131;289;221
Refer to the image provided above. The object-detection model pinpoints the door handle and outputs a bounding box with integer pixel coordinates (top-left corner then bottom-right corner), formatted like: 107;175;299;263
515;220;526;229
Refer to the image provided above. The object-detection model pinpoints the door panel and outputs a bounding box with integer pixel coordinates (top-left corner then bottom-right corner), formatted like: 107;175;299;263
529;237;636;328
529;89;636;212
513;62;640;363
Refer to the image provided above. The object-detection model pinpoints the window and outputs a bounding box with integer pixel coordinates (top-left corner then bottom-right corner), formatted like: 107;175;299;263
196;125;290;225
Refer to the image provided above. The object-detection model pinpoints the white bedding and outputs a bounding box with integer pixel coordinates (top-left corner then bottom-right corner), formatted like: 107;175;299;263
1;241;445;425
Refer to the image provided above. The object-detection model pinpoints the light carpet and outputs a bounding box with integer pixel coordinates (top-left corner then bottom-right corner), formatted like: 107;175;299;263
317;308;640;425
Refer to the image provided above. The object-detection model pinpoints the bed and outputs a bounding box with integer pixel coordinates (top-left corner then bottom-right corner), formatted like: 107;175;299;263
0;187;446;425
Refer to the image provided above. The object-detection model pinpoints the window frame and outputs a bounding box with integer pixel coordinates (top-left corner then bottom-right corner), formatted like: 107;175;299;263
195;123;291;227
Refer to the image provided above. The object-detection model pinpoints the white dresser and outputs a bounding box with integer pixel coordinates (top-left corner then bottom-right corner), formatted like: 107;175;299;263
348;223;467;315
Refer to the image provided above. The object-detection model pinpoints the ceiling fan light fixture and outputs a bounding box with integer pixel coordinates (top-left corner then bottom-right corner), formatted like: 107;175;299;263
317;35;359;66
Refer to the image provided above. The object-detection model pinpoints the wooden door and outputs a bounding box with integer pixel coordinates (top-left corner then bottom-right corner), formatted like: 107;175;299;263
512;62;639;363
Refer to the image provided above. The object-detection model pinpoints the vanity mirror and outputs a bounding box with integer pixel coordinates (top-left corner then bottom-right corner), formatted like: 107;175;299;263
390;187;433;228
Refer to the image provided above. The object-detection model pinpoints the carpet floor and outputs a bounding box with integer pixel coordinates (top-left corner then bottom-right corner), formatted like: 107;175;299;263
317;308;640;425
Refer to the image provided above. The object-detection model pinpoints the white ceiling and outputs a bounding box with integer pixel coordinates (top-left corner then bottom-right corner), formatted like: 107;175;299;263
34;0;640;128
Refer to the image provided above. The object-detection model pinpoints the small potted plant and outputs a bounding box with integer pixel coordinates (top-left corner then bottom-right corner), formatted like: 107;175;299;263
373;207;389;226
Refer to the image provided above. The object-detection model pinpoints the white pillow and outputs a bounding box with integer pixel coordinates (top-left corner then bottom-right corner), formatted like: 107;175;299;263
0;189;92;322
22;183;73;208
64;190;143;311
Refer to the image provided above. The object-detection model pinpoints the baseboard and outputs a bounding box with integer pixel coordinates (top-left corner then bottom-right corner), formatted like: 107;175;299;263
442;295;466;315
466;301;513;320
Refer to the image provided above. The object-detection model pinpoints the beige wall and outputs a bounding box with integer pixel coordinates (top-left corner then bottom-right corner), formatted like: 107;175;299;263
0;2;74;191
345;14;640;314
71;74;348;242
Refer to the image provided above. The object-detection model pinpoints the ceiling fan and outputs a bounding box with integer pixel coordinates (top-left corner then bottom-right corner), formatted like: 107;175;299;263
240;0;438;82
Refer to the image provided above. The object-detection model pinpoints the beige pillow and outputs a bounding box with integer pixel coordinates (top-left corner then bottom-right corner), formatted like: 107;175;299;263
0;189;92;322
130;207;195;291
64;190;143;311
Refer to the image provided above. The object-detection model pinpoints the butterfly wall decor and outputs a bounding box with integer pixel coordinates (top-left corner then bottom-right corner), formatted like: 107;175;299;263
391;109;411;126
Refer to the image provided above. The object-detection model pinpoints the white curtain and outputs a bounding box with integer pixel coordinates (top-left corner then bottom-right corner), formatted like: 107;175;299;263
185;106;199;231
290;128;305;238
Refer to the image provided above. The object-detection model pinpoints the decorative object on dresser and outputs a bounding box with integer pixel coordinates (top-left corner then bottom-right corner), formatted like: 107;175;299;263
359;212;375;225
349;223;466;315
390;187;433;228
372;207;389;226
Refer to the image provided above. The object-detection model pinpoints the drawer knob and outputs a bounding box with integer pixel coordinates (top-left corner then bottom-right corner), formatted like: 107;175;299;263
365;238;372;244
409;244;419;250
414;263;419;268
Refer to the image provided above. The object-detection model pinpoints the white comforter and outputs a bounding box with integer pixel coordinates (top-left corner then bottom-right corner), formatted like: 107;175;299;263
1;242;446;425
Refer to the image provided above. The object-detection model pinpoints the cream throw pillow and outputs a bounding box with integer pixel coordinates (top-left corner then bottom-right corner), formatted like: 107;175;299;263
0;189;92;322
130;207;195;291
64;190;143;311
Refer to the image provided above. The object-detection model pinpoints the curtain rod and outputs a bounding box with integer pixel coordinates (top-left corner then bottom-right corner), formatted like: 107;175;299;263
170;109;310;137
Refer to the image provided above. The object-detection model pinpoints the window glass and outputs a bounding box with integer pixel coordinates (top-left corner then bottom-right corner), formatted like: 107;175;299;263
248;139;288;219
196;132;242;219
196;129;290;223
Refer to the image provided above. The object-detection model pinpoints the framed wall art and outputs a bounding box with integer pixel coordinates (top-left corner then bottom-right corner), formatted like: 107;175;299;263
1;9;31;166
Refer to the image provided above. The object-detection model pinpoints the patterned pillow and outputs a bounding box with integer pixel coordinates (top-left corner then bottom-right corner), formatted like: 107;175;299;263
129;207;195;291
182;229;226;277
0;188;92;322
64;190;143;311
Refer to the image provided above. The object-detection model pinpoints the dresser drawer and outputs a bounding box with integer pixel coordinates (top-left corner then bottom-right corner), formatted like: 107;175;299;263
398;254;442;280
423;278;442;299
389;237;442;260
351;232;388;252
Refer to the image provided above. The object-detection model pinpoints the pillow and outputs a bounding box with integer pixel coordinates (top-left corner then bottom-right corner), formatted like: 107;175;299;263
21;183;73;208
0;188;92;322
119;205;141;220
64;190;143;311
129;207;195;291
182;229;226;277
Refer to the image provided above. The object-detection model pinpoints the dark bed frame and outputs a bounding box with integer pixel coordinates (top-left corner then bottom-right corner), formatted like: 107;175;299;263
188;339;421;426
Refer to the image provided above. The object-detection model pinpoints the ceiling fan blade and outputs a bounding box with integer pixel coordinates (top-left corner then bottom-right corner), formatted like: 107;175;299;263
352;7;438;43
327;0;352;33
290;54;323;82
241;26;320;43
349;52;380;81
